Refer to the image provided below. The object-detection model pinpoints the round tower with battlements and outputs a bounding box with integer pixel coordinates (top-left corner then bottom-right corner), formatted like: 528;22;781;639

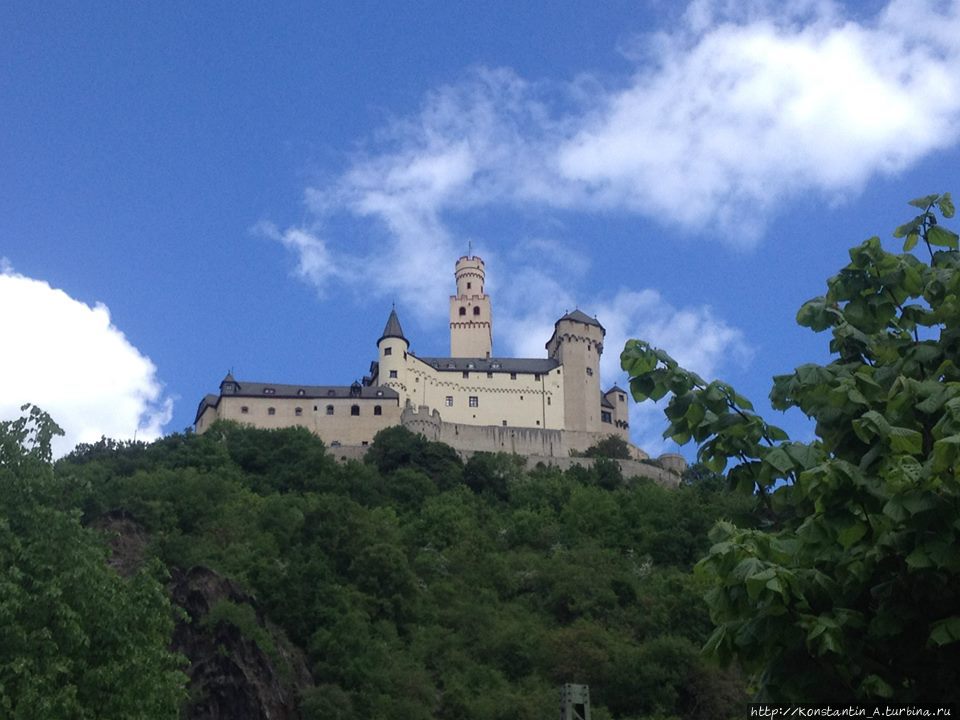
450;255;493;358
546;310;605;433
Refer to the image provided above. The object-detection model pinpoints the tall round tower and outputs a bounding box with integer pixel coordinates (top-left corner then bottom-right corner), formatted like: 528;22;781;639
546;310;605;433
449;255;493;358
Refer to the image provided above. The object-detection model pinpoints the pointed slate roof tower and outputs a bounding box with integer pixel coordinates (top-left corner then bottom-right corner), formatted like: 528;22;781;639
378;306;408;347
219;372;240;394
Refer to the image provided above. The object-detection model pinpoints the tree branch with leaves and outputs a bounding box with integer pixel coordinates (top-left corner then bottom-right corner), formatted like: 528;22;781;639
621;194;960;701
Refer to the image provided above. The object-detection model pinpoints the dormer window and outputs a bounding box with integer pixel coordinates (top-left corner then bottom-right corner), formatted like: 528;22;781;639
263;387;275;395
297;389;305;396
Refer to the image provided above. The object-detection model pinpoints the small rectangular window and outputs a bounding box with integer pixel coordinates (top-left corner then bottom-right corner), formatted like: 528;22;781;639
510;373;517;380
601;411;612;423
384;347;392;356
240;406;249;414
502;420;507;426
326;405;334;415
534;374;540;381
586;367;594;376
389;370;398;378
469;396;478;407
295;407;303;416
445;396;453;406
486;372;493;379
462;371;469;379
268;407;276;415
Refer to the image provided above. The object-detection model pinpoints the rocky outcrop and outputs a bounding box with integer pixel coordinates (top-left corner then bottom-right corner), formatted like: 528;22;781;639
170;566;314;720
95;513;313;720
92;509;150;577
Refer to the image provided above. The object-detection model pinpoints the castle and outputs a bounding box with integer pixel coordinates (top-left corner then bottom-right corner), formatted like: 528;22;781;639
195;255;657;462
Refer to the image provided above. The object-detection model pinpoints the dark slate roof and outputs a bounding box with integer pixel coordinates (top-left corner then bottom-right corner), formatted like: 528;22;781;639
601;394;615;409
195;394;220;423
379;308;407;343
605;384;626;395
219;380;399;400
557;309;605;331
416;356;559;374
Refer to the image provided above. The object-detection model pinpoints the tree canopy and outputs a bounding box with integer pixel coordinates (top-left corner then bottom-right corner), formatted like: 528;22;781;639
0;406;186;719
621;193;960;701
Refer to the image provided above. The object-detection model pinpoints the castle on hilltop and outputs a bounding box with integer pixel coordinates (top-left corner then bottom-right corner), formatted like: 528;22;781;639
196;256;671;465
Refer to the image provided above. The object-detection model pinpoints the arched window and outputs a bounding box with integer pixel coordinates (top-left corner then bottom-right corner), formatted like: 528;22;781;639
351;405;360;416
374;405;382;416
459;306;466;316
473;306;480;316
295;407;303;416
326;405;334;415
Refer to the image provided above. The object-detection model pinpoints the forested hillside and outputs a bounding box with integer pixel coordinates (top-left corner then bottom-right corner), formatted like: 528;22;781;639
2;410;754;719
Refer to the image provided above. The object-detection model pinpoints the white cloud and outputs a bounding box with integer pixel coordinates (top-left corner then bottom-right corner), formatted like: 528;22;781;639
558;0;960;239
0;269;172;457
272;0;960;312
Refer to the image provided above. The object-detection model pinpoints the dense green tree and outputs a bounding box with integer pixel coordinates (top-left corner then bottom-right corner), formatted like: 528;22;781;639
621;194;960;700
581;435;633;460
0;406;186;719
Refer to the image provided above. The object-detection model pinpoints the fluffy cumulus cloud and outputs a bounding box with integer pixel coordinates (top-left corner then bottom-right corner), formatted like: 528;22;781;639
558;0;960;236
0;268;172;457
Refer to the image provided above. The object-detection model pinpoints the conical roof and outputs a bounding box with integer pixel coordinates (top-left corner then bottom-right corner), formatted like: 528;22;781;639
378;307;408;344
557;309;605;332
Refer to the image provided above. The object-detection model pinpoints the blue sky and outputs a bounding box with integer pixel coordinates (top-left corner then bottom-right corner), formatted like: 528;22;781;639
2;0;959;457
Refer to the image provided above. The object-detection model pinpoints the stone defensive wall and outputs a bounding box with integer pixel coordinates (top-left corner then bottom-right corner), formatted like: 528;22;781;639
326;404;685;488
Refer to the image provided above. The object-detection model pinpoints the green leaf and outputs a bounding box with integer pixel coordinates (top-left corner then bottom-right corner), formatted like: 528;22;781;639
763;447;794;474
745;568;777;600
904;232;919;252
894;217;922;238
837;521;867;549
937;192;955;219
861;674;894;698
929;616;960;646
928;225;960;249
888;426;922;455
908;194;939;210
